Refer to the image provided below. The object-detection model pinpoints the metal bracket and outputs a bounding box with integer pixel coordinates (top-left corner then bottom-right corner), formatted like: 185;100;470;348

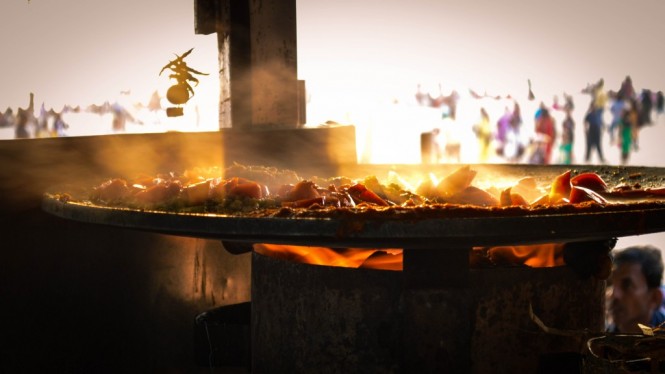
221;241;254;255
403;247;470;289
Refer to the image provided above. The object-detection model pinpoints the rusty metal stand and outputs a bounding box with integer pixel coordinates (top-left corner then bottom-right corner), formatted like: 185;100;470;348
402;247;471;373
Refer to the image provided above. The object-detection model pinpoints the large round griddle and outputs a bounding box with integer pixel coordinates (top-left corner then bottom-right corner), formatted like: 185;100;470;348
42;164;665;249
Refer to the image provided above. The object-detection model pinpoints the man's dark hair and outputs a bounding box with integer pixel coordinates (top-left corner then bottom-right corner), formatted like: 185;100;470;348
613;245;664;289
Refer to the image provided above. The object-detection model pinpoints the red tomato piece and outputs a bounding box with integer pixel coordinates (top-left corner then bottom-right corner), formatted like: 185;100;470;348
569;186;608;205
227;177;263;199
135;181;181;204
286;180;320;201
93;178;131;201
570;172;608;193
182;179;212;205
348;183;389;206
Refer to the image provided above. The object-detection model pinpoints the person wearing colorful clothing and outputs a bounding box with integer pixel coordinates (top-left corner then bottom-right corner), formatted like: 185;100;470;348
619;99;639;165
533;107;556;164
473;107;492;163
559;107;575;164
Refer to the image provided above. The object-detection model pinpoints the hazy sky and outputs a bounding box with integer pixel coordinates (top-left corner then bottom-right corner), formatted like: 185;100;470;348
297;0;665;102
2;0;664;109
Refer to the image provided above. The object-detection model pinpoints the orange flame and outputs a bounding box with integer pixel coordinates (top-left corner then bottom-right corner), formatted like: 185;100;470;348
254;243;564;271
253;244;403;271
483;243;565;268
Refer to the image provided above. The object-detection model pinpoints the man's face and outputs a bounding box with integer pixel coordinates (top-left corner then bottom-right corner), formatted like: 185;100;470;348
609;263;659;333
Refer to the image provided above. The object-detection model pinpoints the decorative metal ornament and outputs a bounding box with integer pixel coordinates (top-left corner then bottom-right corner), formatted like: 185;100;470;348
159;48;208;117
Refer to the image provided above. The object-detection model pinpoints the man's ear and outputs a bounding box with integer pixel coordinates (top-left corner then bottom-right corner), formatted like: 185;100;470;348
650;287;664;310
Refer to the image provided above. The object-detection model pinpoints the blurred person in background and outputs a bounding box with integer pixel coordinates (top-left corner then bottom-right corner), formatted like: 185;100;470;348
608;93;625;145
0;107;13;128
638;88;653;128
619;99;639;165
415;83;429;106
51;110;69;137
438;106;461;163
583;100;606;164
607;245;665;334
583;79;607;164
111;101;138;132
14;109;30;139
472;107;492;163
618;75;636;100
501;101;525;163
532;105;556;164
656;91;664;118
495;106;512;158
35;103;51;138
14;92;36;139
558;105;575;164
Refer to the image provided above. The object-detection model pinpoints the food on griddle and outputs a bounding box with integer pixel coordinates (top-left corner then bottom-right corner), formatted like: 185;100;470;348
80;164;665;217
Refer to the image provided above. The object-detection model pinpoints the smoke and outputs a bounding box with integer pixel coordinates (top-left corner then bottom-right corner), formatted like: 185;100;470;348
88;132;225;179
249;62;299;127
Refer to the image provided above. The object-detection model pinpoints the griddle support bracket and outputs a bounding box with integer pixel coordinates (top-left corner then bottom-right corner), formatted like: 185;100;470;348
221;241;254;255
403;247;469;289
402;247;471;372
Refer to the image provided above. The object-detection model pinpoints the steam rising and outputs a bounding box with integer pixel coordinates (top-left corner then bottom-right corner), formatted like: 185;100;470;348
90;132;224;179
